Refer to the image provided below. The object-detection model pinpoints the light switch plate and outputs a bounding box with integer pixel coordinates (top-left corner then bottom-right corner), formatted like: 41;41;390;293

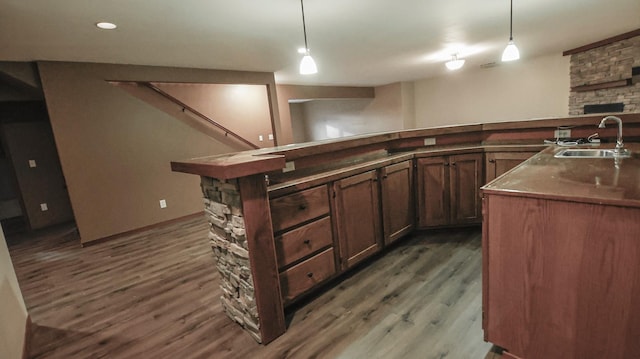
283;161;296;173
554;129;571;138
29;160;37;168
424;137;436;146
268;134;274;140
40;203;48;211
159;199;167;208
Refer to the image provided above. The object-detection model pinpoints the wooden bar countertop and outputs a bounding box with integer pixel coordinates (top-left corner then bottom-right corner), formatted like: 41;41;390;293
482;143;640;208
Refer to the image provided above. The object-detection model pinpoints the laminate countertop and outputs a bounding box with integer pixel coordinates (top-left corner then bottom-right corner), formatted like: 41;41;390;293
482;143;640;208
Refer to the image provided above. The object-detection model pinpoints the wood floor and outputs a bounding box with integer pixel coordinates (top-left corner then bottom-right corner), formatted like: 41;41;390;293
7;216;497;359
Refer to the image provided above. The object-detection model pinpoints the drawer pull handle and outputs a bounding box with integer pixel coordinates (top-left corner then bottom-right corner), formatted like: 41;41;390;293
489;159;496;163
303;239;311;245
298;204;307;210
307;272;314;278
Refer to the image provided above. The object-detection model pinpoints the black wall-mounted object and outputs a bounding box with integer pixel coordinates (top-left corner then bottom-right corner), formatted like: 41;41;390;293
584;103;624;114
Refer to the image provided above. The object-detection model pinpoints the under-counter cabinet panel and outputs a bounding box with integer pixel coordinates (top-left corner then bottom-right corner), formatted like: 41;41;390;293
333;170;383;269
417;153;483;228
380;160;414;245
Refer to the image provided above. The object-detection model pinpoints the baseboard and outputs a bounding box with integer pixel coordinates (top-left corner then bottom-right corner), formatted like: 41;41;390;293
81;211;205;247
22;314;32;359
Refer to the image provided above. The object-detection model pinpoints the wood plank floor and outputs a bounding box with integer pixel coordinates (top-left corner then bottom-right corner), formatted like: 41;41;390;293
7;216;498;358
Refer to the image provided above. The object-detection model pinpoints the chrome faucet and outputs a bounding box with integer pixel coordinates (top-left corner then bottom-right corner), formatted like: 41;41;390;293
598;116;625;154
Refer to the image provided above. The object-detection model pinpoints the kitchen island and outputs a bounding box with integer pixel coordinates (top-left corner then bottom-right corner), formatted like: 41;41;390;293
171;113;640;344
482;144;640;359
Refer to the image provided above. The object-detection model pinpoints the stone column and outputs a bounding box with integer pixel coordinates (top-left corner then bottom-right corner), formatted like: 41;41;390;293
201;177;261;342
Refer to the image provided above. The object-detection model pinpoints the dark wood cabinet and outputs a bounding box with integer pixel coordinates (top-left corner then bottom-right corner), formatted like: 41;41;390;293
332;170;383;269
417;153;483;228
380;161;414;245
485;151;538;183
270;185;336;305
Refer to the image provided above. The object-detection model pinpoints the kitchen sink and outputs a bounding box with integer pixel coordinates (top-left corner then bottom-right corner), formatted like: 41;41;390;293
554;148;631;158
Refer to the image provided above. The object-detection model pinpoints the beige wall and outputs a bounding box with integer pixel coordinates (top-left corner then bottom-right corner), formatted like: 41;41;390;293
292;83;409;142
414;53;570;127
154;83;275;148
276;84;375;144
0;227;28;359
38;62;280;243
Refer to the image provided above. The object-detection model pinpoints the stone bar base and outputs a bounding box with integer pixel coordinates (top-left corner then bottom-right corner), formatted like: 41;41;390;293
201;177;261;343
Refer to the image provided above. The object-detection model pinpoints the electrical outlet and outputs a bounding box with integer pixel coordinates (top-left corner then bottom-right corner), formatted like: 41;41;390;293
40;203;48;211
159;199;167;208
554;129;571;138
258;135;264;141
424;137;436;146
283;161;296;173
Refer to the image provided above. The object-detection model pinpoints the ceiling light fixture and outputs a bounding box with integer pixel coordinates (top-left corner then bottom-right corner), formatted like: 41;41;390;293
445;54;465;70
96;22;117;30
501;0;520;62
298;0;317;75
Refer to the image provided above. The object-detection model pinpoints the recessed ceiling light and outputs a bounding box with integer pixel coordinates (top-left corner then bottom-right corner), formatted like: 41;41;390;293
96;22;117;30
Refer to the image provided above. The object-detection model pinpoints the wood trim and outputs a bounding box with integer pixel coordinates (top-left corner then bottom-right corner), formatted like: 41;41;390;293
81;211;204;246
238;175;286;344
571;79;632;92
563;28;640;56
22;314;32;359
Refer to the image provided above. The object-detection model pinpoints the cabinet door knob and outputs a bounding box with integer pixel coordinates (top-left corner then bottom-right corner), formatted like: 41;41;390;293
298;204;307;210
444;163;450;166
303;239;311;245
307;272;314;278
451;162;456;166
489;159;496;163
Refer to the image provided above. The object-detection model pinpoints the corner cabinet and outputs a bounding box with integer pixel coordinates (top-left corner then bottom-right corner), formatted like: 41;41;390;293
485;151;538;183
416;153;483;228
380;161;414;245
332;170;383;270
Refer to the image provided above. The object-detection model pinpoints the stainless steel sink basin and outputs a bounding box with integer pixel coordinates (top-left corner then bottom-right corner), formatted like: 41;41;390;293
554;148;631;158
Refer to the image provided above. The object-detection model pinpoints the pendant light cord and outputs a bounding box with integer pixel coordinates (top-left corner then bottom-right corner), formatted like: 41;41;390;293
509;0;513;41
301;0;309;51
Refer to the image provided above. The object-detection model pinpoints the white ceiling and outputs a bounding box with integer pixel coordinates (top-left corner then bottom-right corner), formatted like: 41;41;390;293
1;0;639;86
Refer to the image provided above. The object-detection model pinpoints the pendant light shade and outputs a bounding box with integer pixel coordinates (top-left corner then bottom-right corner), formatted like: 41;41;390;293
445;54;465;70
501;0;520;62
502;40;520;62
300;53;317;74
298;0;317;75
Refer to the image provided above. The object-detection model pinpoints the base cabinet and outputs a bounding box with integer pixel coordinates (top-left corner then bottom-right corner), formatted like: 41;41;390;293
417;153;483;228
380;160;414;245
485;151;538;183
332;170;383;269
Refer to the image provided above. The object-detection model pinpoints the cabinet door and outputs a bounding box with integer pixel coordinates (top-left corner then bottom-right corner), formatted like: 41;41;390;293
450;153;483;224
380;160;414;245
333;170;382;269
416;157;449;228
485;151;538;183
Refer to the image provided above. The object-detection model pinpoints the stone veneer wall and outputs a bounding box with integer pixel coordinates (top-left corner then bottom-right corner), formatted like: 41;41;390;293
569;35;640;115
200;177;261;343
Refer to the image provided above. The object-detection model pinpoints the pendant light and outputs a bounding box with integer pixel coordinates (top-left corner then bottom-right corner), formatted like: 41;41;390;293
445;54;465;70
299;0;317;74
501;0;520;62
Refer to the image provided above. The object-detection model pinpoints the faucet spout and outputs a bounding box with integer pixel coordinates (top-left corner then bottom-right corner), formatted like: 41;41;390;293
598;116;624;153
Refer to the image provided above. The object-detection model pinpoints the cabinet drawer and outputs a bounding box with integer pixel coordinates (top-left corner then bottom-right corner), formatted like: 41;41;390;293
275;216;333;269
280;248;336;304
270;185;330;232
